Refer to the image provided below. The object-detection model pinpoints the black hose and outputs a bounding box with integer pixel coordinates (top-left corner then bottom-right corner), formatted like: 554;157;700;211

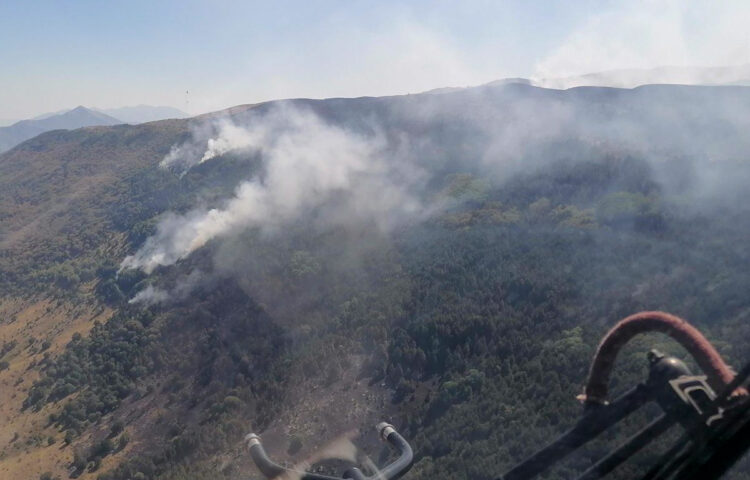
247;423;413;480
246;434;342;480
375;423;414;480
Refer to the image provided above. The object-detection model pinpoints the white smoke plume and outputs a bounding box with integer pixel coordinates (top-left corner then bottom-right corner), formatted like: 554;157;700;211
160;119;262;175
121;106;424;274
128;284;168;305
200;121;256;163
129;269;208;305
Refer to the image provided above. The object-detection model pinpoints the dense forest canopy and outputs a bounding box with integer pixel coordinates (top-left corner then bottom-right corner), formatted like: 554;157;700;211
2;83;750;479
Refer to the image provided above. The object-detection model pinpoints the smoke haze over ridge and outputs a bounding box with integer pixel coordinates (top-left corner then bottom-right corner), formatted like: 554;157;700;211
121;83;750;305
121;105;427;276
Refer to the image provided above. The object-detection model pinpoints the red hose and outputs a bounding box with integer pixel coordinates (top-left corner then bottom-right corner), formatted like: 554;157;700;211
581;311;745;404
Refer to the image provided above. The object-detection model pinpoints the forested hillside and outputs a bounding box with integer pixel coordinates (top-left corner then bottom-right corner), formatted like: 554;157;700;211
2;83;750;480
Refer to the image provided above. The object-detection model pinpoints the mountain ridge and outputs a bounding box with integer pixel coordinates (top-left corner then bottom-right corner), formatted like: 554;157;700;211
0;105;190;153
94;105;189;124
0;106;122;153
416;66;750;98
534;64;750;89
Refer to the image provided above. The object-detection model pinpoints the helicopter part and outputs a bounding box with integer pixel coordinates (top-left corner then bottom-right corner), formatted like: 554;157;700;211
247;422;413;480
498;311;747;480
647;350;724;428
642;361;750;480
581;311;742;405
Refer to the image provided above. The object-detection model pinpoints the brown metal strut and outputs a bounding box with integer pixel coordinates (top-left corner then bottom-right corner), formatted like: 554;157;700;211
580;311;745;405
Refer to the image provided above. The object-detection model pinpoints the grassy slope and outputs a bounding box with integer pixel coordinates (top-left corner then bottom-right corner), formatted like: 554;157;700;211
0;120;189;478
0;296;112;479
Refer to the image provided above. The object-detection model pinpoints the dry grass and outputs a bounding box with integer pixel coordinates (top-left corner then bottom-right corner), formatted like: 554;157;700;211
0;296;112;479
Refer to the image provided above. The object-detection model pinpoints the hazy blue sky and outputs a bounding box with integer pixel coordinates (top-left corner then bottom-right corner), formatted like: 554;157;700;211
1;0;749;119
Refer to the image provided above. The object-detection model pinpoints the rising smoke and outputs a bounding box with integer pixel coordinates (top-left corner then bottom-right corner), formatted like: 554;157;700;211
122;83;750;305
128;269;208;306
121;105;426;278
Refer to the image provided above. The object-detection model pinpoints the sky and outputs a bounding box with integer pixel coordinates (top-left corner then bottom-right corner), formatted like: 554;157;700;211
1;0;749;120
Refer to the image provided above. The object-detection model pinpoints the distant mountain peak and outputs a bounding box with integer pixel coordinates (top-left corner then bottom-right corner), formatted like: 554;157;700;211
62;106;121;122
0;104;191;153
0;106;122;153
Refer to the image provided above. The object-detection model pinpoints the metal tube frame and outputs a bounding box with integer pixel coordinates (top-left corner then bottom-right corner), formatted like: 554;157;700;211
247;423;414;480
